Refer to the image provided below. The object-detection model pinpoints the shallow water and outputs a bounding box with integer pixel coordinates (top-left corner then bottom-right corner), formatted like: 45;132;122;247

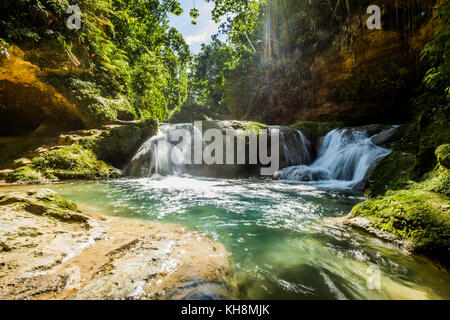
46;176;450;300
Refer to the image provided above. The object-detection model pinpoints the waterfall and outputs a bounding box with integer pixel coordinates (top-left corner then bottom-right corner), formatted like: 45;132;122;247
278;127;312;167
125;123;313;178
274;129;391;189
126;124;199;177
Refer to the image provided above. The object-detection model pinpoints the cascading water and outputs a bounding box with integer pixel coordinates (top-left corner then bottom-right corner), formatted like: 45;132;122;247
275;128;392;189
278;127;312;167
126;124;199;177
125;122;312;178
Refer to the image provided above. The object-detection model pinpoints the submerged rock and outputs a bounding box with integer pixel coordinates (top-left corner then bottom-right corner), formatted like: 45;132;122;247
0;189;234;300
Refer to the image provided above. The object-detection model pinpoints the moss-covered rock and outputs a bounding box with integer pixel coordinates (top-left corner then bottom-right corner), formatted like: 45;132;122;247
5;120;158;183
349;189;449;260
414;145;450;197
436;144;450;169
50;76;137;128
201;120;268;135
366;151;417;196
0;189;90;225
31;144;121;180
6;145;121;183
407;105;450;175
5;166;45;183
418;165;450;196
366;105;450;195
89;119;158;168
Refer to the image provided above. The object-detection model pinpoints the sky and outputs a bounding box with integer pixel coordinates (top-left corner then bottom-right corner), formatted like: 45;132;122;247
168;0;225;54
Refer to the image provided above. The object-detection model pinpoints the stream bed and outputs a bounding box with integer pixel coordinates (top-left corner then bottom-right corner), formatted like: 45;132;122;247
48;176;450;300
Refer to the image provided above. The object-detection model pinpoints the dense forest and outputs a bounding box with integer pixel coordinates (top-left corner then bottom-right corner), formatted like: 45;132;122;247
1;0;448;129
174;0;449;126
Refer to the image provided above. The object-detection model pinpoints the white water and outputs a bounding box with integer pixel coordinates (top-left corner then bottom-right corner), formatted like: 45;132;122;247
275;129;391;189
126;124;200;176
127;123;393;190
278;126;312;167
126;123;312;177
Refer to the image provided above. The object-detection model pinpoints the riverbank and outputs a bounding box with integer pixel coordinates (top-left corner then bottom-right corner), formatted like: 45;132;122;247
0;188;235;300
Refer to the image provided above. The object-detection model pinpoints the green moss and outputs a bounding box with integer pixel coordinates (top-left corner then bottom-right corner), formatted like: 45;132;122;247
435;144;450;169
418;166;450;196
201;120;268;135
5;121;158;183
290;121;344;141
0;191;87;224
50;77;137;127
90;119;158;167
31;144;121;180
240;121;268;135
367;151;417;196
404;105;450;175
6;166;45;183
351;190;450;253
41;197;79;212
6;144;121;183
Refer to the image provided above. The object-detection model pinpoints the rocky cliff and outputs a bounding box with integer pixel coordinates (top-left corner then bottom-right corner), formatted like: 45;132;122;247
290;0;437;125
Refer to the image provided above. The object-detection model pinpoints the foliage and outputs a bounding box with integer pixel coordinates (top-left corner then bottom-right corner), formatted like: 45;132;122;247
0;0;191;123
416;1;450;105
181;0;436;125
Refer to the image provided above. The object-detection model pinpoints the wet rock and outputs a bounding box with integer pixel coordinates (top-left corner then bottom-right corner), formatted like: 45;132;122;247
370;125;401;147
0;189;235;300
0;190;107;299
12;158;32;169
69;233;233;300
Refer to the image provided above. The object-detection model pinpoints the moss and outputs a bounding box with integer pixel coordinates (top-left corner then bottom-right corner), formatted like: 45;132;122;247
290;121;344;141
6;144;121;183
89;119;158;168
241;121;268;135
404;105;450;175
41;197;79;212
31;144;121;180
366;151;417;196
351;190;449;254
435;144;450;169
419;167;450;196
415;147;450;197
201;120;268;135
50;77;137;127
0;191;87;224
5;121;158;183
6;166;45;183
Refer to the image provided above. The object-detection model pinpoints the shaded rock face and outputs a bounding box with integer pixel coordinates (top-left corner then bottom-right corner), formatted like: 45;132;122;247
264;0;437;126
0;44;137;136
0;188;235;300
0;46;84;135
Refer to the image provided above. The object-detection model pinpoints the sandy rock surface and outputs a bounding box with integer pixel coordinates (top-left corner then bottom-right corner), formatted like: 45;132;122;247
0;189;234;300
